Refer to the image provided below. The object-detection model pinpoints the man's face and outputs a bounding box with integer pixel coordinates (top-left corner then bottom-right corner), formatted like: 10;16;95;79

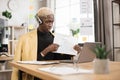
40;14;54;32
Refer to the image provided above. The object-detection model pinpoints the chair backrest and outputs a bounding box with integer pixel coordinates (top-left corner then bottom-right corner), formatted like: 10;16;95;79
77;42;101;63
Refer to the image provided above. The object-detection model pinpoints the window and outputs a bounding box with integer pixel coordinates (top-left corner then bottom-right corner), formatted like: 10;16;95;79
54;0;95;43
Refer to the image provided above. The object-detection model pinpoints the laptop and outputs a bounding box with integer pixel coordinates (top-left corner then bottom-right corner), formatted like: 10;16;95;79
60;42;101;63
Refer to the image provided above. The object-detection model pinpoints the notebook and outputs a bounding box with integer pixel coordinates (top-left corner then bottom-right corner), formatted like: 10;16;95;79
60;42;101;63
17;61;60;65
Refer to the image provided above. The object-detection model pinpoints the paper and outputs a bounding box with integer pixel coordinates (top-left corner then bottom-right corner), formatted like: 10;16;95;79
53;33;78;55
38;66;93;75
17;61;60;65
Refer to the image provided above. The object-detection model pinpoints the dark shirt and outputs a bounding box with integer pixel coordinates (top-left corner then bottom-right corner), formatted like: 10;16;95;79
37;29;54;60
37;29;72;61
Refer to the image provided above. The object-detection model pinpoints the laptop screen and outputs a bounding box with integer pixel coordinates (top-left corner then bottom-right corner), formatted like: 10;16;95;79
77;42;101;63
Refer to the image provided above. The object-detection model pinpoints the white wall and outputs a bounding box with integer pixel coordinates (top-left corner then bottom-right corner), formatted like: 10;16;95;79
0;0;29;26
0;0;47;27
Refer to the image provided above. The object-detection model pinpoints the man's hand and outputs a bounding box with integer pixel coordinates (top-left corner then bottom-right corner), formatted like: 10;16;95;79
47;43;59;52
73;45;81;53
41;43;59;56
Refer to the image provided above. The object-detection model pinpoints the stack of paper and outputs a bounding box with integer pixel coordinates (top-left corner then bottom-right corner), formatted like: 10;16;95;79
53;33;78;55
17;61;60;65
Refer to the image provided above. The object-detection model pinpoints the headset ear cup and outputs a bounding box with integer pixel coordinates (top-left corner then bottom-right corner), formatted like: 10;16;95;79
38;18;42;24
36;15;42;24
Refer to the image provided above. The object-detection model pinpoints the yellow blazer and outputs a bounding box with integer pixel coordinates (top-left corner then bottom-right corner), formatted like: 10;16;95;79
11;29;38;80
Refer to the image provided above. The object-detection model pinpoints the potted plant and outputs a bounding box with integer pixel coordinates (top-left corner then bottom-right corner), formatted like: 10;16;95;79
1;10;12;46
92;45;111;74
2;10;12;19
70;28;80;37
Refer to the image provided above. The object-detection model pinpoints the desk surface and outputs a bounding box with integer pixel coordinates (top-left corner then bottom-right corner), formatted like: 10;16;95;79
10;61;120;80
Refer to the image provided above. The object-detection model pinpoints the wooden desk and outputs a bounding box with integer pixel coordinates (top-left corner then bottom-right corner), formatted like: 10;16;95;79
10;61;120;80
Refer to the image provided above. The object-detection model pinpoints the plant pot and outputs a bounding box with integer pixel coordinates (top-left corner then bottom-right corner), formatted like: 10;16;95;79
93;58;109;74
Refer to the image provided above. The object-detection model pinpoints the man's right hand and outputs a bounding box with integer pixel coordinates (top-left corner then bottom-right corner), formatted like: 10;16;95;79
47;43;59;52
41;43;59;57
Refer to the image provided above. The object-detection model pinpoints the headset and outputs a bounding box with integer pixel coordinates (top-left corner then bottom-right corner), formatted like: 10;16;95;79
35;15;42;24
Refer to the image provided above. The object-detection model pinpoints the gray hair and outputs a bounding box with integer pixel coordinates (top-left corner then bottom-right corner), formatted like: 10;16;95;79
37;7;54;17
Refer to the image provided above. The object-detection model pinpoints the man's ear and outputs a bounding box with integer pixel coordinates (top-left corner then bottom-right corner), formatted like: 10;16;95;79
35;15;42;24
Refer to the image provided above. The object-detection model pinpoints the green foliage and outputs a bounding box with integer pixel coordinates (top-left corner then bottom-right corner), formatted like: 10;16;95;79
92;45;111;59
2;10;12;19
70;28;80;36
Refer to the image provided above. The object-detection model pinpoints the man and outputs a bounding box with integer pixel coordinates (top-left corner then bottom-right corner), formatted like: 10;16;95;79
11;7;81;80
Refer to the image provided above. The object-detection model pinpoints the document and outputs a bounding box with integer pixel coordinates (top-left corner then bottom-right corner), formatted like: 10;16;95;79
38;66;93;75
17;61;60;65
53;33;78;55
